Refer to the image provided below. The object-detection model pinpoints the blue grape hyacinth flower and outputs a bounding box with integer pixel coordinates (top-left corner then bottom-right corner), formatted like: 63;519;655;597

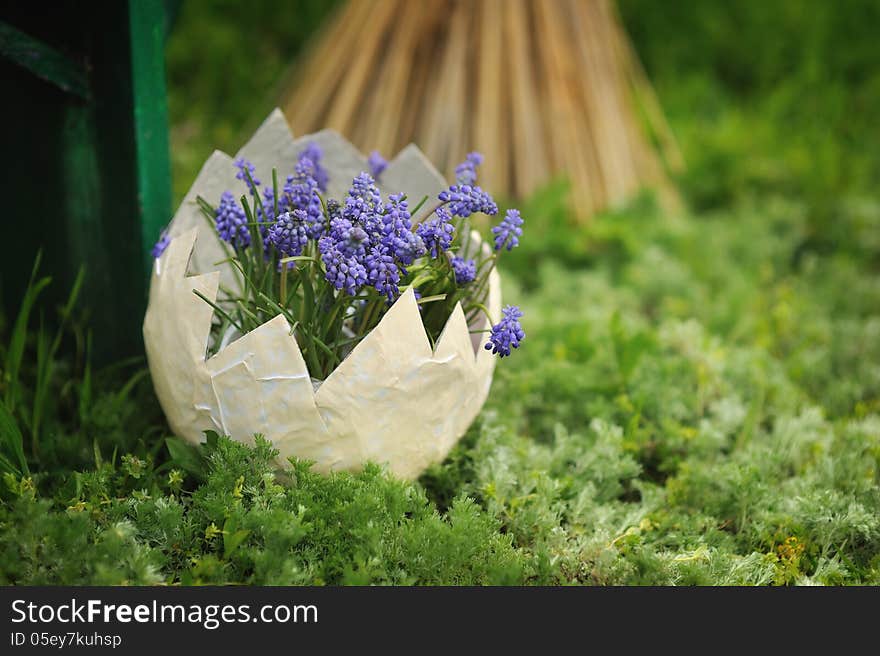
451;256;476;285
454;151;484;186
368;150;388;179
268;209;309;258
438;184;498;218
492;209;524;251
283;159;325;239
366;246;401;302
379;193;425;265
215;191;251;249
416;207;455;258
485;305;525;357
298;142;329;192
319;236;368;296
234;158;260;195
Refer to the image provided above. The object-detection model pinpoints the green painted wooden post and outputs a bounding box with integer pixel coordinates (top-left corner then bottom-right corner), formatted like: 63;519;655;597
130;0;173;278
0;2;173;361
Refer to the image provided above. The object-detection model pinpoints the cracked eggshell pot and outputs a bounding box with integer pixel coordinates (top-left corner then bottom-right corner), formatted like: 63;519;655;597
143;110;501;479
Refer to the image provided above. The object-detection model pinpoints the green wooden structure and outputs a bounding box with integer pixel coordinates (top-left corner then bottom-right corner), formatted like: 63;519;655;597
1;0;176;361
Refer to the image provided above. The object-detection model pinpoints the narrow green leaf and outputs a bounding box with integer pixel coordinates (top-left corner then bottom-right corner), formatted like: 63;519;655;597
272;168;279;218
224;528;252;559
416;293;448;305
299;271;315;330
279;255;319;265
4;260;51;410
0;402;28;476
193;289;244;332
410;194;430;216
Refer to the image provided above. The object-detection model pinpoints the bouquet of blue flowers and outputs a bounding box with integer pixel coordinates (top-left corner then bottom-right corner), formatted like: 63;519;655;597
144;112;523;478
157;144;525;380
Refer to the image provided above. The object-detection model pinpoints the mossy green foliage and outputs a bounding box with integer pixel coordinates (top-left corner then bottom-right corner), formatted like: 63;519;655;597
1;438;522;585
4;184;878;583
1;0;879;585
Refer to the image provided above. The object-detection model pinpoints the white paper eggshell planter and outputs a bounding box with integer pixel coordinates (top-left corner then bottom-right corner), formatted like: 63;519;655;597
143;109;501;480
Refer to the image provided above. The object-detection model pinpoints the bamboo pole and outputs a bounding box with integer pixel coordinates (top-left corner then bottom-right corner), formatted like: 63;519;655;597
506;0;549;196
473;0;507;194
283;1;369;133
280;0;680;221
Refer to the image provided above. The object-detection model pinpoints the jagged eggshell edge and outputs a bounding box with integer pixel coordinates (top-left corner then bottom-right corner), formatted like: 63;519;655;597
144;110;501;479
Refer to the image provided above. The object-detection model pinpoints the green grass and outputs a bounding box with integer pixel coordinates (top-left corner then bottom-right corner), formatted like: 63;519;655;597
1;0;878;585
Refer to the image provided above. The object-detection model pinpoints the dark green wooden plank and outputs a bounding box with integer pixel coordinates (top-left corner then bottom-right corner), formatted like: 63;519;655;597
2;2;174;362
0;21;89;99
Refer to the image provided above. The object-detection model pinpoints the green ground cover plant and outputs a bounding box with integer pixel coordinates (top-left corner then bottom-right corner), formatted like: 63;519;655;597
1;0;878;585
3;192;877;584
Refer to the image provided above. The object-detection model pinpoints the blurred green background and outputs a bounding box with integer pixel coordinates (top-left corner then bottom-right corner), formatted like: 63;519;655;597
166;0;340;201
168;0;880;237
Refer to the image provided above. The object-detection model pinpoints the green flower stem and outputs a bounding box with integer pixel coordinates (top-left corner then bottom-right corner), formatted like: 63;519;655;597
460;219;473;259
416;293;447;305
465;302;494;327
279;255;320;266
297;268;315;334
239;172;273;287
322;293;348;342
285;274;302;307
360;297;384;335
233;300;261;327
425;198;451;218
272;169;279;218
279;264;288;309
225;258;261;303
474;251;498;276
296;325;323;379
257;292;295;325
466;256;497;322
192;290;243;332
409;195;430;216
310;336;340;378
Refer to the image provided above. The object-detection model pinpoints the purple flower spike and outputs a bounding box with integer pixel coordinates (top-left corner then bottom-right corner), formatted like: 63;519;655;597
318;188;373;295
366;247;401;302
234;158;260;194
268;209;309;258
438;184;498;218
485;305;525;358
298;142;329;192
216;190;250;249
454;151;484;186
492;209;524;251
341;173;384;242
380;193;425;265
258;187;279;249
284;159;325;240
451;256;476;285
347;172;382;209
368;151;388;179
416;206;455;258
319;235;368;296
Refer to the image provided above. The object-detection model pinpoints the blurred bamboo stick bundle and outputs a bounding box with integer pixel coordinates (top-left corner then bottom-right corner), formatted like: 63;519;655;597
281;0;682;220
